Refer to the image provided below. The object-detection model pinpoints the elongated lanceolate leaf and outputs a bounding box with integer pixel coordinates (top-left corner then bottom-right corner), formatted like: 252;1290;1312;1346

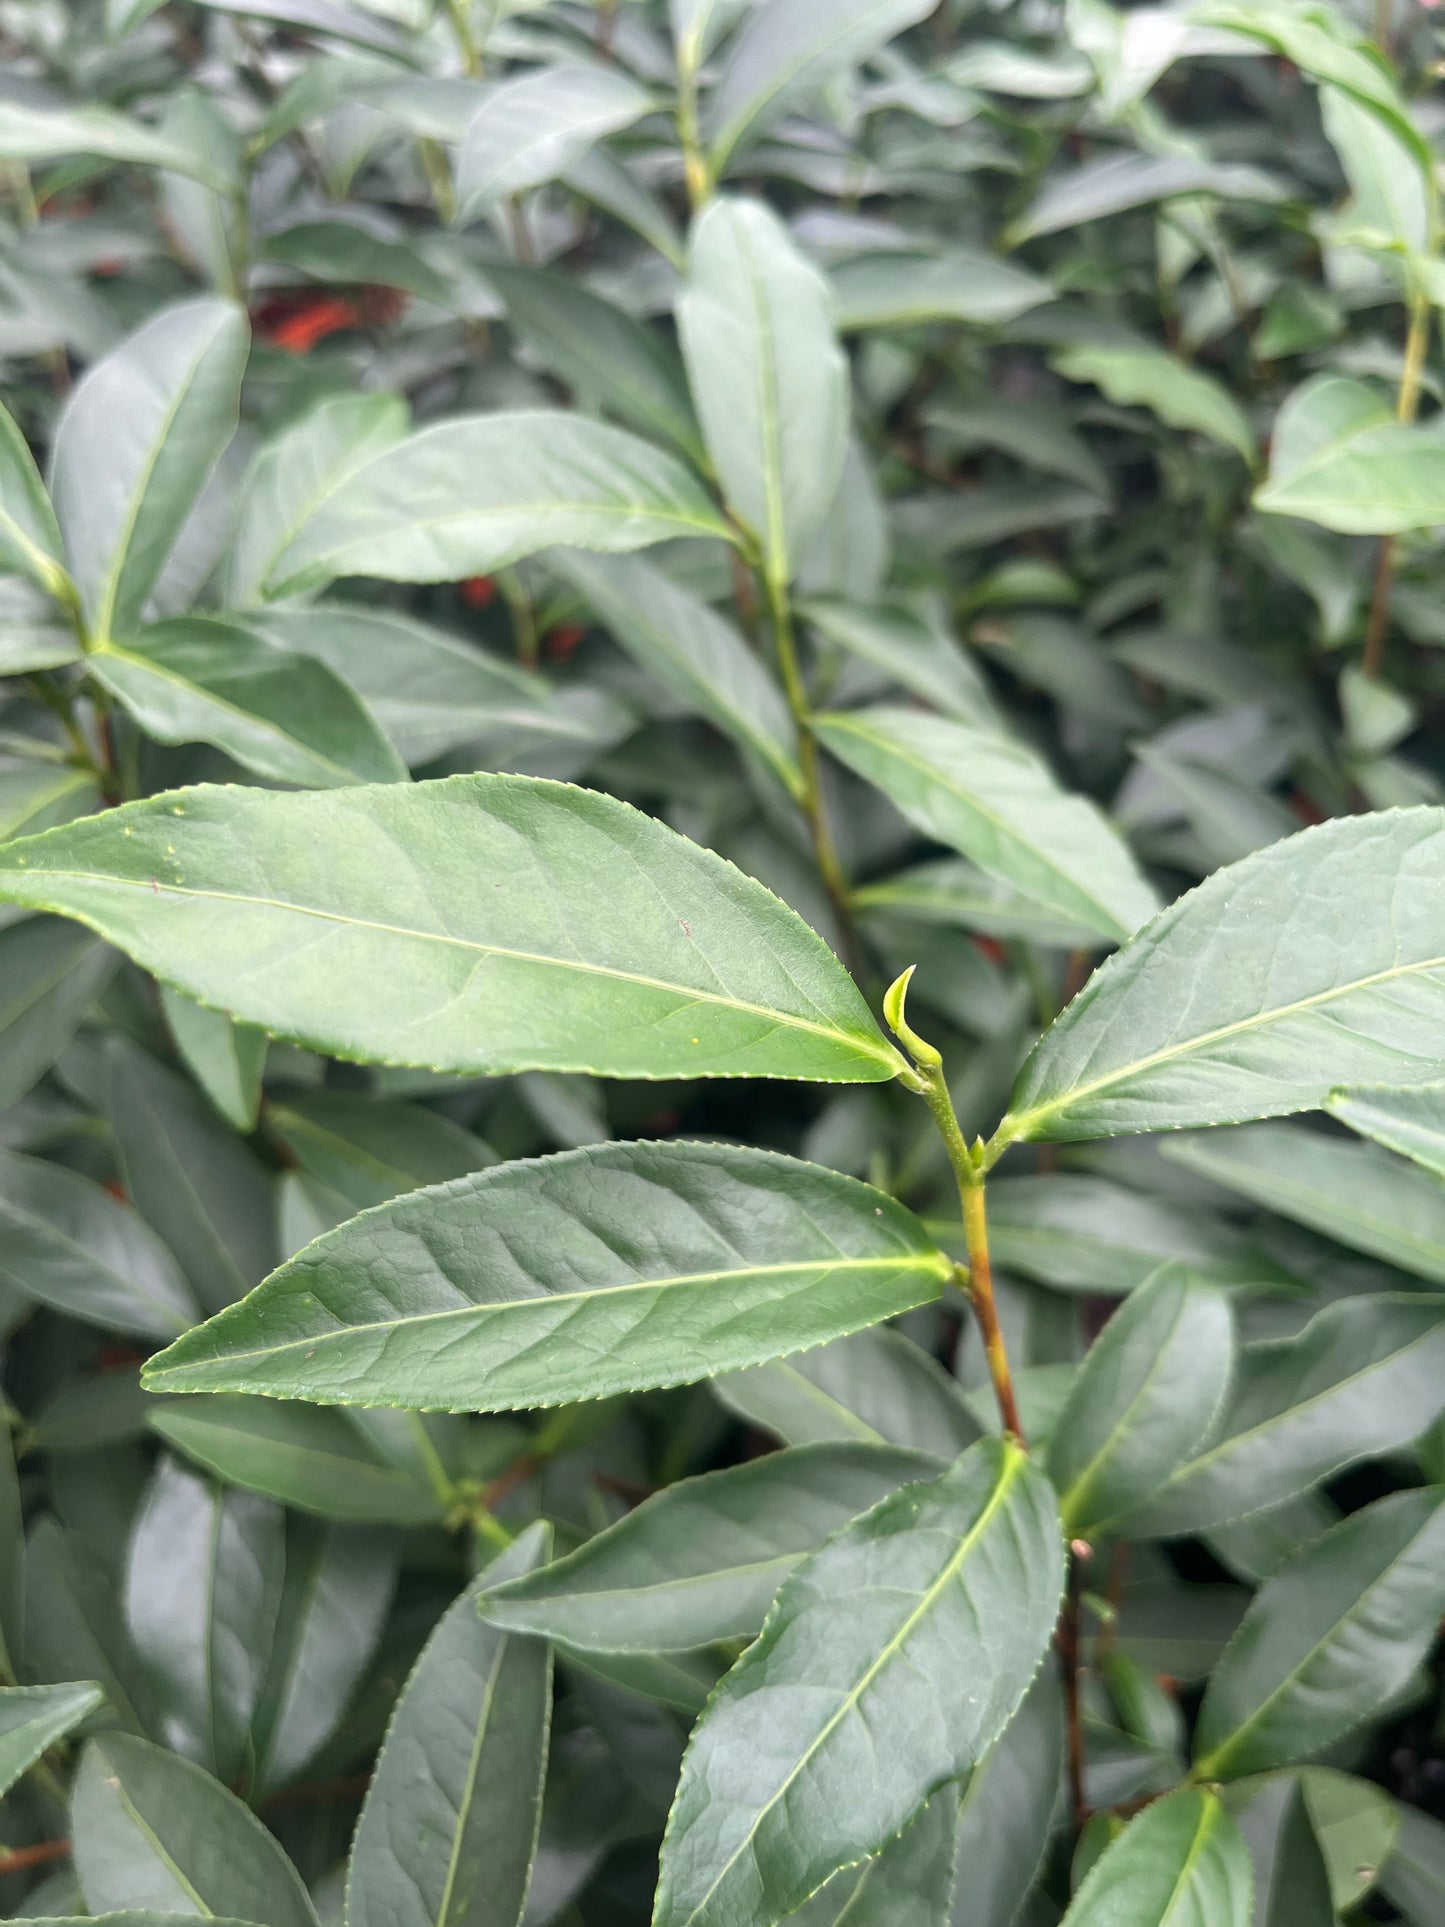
706;0;937;171
71;1732;318;1924
1166;1123;1445;1285
814;707;1158;943
0;99;230;185
263;412;732;597
829;250;1051;331
0;775;901;1083
1048;1264;1234;1537
950;1668;1063;1927
0;915;116;1114
480;1442;938;1653
553;551;802;800
1059;1789;1251;1926
1122;1294;1445;1537
0;399;69;599
998;810;1445;1146
1193;1489;1445;1779
90;618;408;788
345;1525;552;1927
678;198;847;582
1255;376;1445;535
0;1146;197;1338
457;66;652;213
1051;343;1254;460
49;298;248;642
0;1681;104;1797
784;1791;959;1926
143;1144;948;1410
1329;1079;1445;1177
654;1437;1063;1927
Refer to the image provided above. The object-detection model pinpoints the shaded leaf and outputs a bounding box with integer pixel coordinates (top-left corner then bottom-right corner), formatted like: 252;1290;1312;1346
0;916;115;1114
481;1442;938;1653
1328;1078;1445;1178
830;250;1051;331
71;1732;318;1924
49;298;248;642
1051;342;1254;460
457;66;652;213
345;1525;553;1927
1049;1264;1234;1537
814;706;1158;943
1193;1489;1445;1779
655;1437;1062;1927
0;1680;104;1797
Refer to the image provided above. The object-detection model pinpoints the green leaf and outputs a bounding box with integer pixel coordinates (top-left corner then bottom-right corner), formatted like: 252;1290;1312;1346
105;1040;277;1315
23;1520;157;1739
0;99;229;185
259;412;733;598
0;1146;197;1338
1381;1800;1445;1927
0;916;115;1114
248;603;611;769
345;1525;553;1927
1194;1489;1445;1778
1009;152;1286;242
0;776;901;1083
950;1669;1063;1927
159;985;266;1133
1259;1780;1338;1927
654;1437;1063;1927
999;810;1445;1146
678;197;847;584
1059;1789;1251;1925
0;398;70;600
485;264;705;465
1255;376;1445;535
553;551;803;800
480;1442;938;1653
712;1325;981;1456
783;1790;959;1926
151;1397;444;1525
143;1143;948;1411
222;393;409;610
1320;86;1428;253
850;858;1098;947
813;706;1159;943
1049;1264;1234;1537
90;617;408;788
706;0;937;173
799;596;999;726
829;250;1052;331
973;1173;1284;1294
0;1681;104;1797
456;66;652;213
71;1732;318;1924
249;1517;398;1799
1051;342;1255;461
123;1456;284;1782
265;1091;494;1215
1122;1293;1445;1537
1165;1122;1445;1285
49;298;248;643
1328;1078;1445;1177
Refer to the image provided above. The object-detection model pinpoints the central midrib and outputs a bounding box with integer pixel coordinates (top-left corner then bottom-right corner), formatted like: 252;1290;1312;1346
674;1446;1027;1927
151;1253;948;1379
4;867;899;1069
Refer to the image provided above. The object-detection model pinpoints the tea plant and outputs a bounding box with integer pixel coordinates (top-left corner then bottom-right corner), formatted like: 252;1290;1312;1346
4;1;1445;1924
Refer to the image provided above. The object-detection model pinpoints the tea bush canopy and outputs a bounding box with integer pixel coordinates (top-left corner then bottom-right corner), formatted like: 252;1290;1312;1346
3;2;1445;1926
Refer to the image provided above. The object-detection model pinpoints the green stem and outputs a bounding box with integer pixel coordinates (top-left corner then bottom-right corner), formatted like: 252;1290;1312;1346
1363;289;1431;681
885;973;1025;1443
498;569;540;669
676;51;710;211
446;0;481;74
763;568;862;977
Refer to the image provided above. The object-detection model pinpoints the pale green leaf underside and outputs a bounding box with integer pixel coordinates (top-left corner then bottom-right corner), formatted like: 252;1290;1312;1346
143;1142;949;1411
0;775;901;1085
